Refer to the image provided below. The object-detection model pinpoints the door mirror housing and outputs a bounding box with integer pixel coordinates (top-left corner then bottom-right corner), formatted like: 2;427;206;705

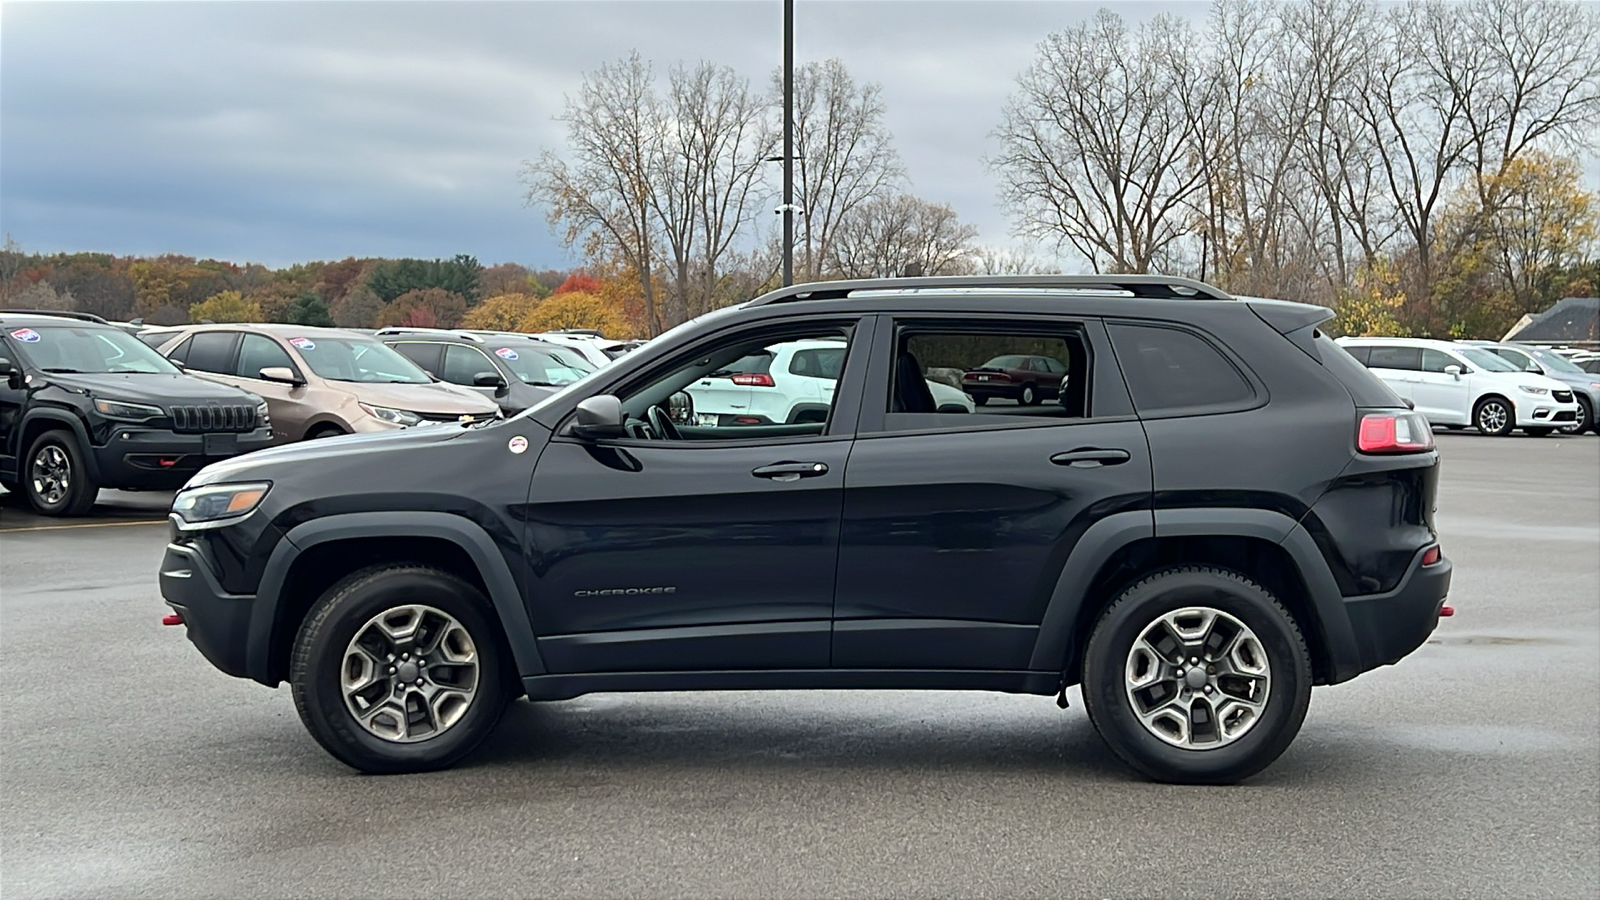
571;395;625;440
0;356;18;389
259;366;304;386
1443;365;1462;379
473;371;506;387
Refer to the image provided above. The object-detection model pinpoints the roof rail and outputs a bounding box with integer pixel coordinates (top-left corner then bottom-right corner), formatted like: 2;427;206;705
0;309;112;324
745;274;1234;307
375;326;484;343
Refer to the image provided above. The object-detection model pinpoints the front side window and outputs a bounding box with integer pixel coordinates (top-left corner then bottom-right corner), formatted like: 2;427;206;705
1457;347;1519;373
4;324;179;375
1108;323;1253;415
1421;349;1458;373
441;344;497;385
182;331;239;375
1488;347;1541;373
879;324;1089;431
1530;348;1585;374
234;333;297;380
291;336;433;384
611;326;855;440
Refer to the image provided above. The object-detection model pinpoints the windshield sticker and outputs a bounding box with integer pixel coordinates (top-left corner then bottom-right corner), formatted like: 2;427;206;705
9;328;41;343
288;337;316;351
507;435;529;454
495;347;519;360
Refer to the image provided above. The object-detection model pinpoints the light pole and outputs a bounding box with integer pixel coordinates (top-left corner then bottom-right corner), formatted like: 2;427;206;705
781;0;794;286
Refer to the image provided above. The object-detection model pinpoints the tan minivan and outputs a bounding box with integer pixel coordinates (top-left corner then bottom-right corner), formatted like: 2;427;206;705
144;324;499;442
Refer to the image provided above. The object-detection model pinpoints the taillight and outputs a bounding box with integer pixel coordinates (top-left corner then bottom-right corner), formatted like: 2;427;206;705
731;373;775;387
1357;411;1434;453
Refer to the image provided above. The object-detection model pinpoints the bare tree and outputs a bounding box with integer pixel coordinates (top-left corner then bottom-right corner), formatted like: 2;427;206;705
992;10;1213;273
827;194;978;278
524;53;666;333
779;60;904;281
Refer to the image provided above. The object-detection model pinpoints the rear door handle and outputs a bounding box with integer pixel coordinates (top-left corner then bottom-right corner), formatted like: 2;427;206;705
752;461;830;481
1050;448;1131;468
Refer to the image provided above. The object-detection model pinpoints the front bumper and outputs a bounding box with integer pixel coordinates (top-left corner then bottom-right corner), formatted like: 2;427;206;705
160;541;256;678
94;427;273;489
1341;546;1453;674
1512;398;1580;427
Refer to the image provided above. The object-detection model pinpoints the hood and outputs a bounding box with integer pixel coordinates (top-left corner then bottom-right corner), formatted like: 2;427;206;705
336;380;500;416
43;372;262;406
186;420;472;488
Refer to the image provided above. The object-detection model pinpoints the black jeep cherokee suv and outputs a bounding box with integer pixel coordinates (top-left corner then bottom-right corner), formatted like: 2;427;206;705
158;275;1451;783
1;312;273;515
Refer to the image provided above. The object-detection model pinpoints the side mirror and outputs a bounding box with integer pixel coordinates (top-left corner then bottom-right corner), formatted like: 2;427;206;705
571;395;625;440
259;366;304;386
0;357;18;389
473;371;505;387
667;390;695;424
1443;365;1462;379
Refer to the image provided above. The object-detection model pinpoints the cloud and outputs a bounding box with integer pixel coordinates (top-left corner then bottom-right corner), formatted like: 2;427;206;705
1;1;1185;268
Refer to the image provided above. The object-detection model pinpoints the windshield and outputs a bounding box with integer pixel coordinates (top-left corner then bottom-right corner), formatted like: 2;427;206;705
6;324;179;374
1529;347;1585;374
289;335;433;383
1458;348;1519;373
490;344;595;386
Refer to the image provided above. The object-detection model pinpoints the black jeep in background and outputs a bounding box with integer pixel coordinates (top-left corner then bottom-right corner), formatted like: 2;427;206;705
1;312;272;515
158;275;1452;783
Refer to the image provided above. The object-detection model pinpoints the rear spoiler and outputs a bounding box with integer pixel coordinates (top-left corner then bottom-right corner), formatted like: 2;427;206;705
1243;298;1335;361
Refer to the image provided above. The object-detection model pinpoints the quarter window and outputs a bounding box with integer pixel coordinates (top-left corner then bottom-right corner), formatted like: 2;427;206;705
1108;323;1253;415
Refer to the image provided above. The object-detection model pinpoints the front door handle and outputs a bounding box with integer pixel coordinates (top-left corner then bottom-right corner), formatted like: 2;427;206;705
1050;448;1131;468
752;461;830;481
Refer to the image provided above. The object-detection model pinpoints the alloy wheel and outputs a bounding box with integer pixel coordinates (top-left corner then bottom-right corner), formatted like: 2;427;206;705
340;604;480;743
1477;401;1509;435
30;445;71;507
1123;606;1271;749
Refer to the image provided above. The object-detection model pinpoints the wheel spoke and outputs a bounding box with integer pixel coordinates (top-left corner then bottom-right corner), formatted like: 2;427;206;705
340;603;479;745
1123;605;1273;749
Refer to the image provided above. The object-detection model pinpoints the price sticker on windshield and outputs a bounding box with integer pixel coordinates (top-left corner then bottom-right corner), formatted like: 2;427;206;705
9;328;41;343
288;337;316;350
495;347;519;360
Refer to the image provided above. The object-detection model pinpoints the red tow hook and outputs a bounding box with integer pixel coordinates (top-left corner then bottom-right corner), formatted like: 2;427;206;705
1439;605;1455;618
162;612;185;626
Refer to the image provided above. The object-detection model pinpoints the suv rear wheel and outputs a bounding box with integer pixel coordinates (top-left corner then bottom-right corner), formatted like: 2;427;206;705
1081;567;1312;784
290;566;512;773
24;430;97;516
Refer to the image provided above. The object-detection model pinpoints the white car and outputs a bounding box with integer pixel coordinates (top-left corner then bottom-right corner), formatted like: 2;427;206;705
521;331;634;368
1337;337;1580;436
688;338;973;426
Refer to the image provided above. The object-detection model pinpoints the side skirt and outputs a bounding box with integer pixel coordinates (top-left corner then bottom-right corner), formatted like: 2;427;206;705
520;669;1060;702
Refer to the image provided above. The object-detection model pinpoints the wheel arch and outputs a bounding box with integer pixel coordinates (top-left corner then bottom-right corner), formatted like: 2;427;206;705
17;410;99;481
249;512;544;686
1029;508;1360;687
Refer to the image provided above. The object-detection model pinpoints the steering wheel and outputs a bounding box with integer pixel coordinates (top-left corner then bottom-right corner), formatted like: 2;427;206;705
647;404;681;441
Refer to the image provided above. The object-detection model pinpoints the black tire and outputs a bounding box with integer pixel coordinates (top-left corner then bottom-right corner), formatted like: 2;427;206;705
1081;567;1312;785
973;395;988;406
291;566;513;773
1473;396;1515;436
1524;427;1554;437
1565;398;1593;435
305;424;346;440
23;430;98;516
1020;384;1038;406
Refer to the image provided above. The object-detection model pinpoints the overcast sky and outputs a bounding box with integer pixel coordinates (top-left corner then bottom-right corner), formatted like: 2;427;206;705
2;0;1211;269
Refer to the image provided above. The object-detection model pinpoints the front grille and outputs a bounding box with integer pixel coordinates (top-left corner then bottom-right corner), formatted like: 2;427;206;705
1553;390;1573;403
169;405;258;433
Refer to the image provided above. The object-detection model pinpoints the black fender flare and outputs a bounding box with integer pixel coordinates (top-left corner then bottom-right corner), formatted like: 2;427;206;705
1026;507;1361;683
246;511;546;682
17;409;100;481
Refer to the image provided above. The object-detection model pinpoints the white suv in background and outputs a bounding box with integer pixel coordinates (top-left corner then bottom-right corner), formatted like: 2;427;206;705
688;338;973;426
1338;337;1580;436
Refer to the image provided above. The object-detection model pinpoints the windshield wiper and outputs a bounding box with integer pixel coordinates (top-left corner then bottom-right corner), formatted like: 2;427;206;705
41;367;86;373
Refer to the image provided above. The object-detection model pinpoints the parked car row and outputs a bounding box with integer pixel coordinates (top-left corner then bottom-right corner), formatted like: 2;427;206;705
1337;336;1598;435
5;312;633;515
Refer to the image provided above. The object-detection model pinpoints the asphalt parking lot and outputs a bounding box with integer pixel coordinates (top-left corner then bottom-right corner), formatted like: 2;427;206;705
2;432;1596;899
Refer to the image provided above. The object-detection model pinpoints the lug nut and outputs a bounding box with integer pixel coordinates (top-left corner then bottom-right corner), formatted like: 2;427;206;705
1204;685;1213;694
388;666;396;674
1176;668;1185;677
416;679;424;686
1190;657;1198;665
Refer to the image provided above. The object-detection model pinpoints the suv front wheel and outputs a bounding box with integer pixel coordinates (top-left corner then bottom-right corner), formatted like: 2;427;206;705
1081;567;1312;784
24;430;98;516
291;566;512;773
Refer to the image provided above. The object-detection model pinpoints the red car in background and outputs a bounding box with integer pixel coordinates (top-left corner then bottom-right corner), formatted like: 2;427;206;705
961;354;1066;405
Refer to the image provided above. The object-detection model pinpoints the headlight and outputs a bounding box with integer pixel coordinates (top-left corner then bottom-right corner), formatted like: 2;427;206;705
1518;385;1549;395
94;398;163;420
255;400;271;427
359;403;423;426
171;482;270;529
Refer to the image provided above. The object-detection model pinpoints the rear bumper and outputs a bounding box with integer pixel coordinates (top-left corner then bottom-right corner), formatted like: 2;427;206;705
93;427;273;489
1341;547;1452;674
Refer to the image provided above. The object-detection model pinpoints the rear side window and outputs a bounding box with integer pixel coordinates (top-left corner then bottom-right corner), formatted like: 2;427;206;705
185;331;239;374
1366;346;1420;371
1108;323;1253;415
1342;345;1371;365
788;347;844;379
